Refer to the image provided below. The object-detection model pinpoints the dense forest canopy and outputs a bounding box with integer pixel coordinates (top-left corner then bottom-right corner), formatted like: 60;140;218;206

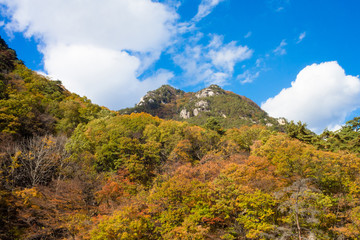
1;36;360;239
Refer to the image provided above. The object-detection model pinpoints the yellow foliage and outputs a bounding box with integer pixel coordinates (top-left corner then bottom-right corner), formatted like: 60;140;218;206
14;187;42;205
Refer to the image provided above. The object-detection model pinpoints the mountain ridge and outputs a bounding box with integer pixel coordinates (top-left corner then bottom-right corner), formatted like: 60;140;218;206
120;84;285;130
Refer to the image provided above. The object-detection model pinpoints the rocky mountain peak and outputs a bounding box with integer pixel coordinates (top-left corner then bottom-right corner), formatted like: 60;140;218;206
137;84;184;106
120;84;283;131
195;84;226;98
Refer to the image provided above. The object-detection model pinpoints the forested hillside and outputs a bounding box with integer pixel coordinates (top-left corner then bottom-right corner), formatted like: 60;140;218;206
0;36;114;239
1;36;360;239
0;37;112;141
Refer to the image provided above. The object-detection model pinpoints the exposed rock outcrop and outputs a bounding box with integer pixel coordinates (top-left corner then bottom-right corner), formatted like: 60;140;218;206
277;118;286;125
195;84;225;98
180;108;191;119
193;100;209;116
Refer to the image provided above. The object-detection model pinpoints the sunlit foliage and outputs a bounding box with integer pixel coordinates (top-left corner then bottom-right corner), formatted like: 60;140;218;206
2;36;360;239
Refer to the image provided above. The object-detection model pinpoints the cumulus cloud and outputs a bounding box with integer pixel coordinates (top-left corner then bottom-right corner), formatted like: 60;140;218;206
1;0;177;52
0;0;177;109
44;44;171;109
193;0;225;22
297;32;306;44
262;61;360;133
173;34;252;86
273;39;287;55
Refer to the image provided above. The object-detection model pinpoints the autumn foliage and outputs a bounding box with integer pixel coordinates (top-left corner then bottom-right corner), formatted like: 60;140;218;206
2;37;360;239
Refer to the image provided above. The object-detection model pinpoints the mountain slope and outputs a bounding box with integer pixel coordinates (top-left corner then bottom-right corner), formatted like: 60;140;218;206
120;84;285;130
0;35;115;239
0;36;113;141
2;35;360;240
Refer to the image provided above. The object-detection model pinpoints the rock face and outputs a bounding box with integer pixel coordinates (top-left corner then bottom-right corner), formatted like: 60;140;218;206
195;100;208;108
195;89;216;98
180;109;191;119
179;100;210;118
195;84;225;98
192;100;209;117
138;97;154;106
277;118;286;125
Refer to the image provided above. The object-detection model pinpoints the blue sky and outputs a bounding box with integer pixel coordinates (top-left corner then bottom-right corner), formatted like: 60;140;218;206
1;0;360;132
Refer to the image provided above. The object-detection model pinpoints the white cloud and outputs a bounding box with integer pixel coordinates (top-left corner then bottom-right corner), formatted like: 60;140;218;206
173;44;214;86
173;34;252;87
162;0;182;9
273;39;287;55
0;0;178;109
209;41;253;73
177;23;195;34
262;61;360;133
2;0;177;52
237;70;260;84
297;32;306;44
210;72;229;85
255;58;264;68
44;44;171;109
132;50;163;76
208;34;223;48
0;0;249;108
244;31;252;38
193;0;225;22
